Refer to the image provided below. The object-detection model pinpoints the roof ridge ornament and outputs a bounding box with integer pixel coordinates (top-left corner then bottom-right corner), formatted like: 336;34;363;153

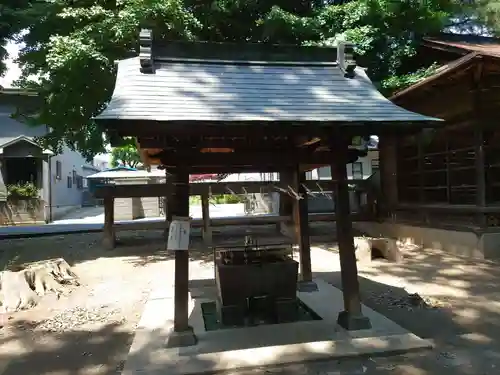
337;41;356;78
139;28;155;74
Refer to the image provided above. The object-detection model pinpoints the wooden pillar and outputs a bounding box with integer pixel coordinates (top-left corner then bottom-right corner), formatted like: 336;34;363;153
445;133;451;203
163;170;173;240
291;167;314;288
475;128;487;226
331;136;371;330
475;129;486;205
173;167;191;332
201;189;212;246
166;166;197;348
417;133;426;223
102;196;115;249
278;169;294;235
379;135;398;220
473;62;486;226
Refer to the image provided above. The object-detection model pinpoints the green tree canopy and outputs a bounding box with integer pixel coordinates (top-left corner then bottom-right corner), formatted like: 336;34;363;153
0;0;32;78
0;0;479;158
110;139;142;169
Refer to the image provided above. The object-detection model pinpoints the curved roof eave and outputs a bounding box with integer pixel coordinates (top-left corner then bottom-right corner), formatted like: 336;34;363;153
95;57;441;127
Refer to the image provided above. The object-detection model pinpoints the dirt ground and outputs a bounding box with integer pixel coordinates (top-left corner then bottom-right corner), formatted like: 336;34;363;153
309;244;500;375
0;230;211;375
1;229;500;375
226;242;500;375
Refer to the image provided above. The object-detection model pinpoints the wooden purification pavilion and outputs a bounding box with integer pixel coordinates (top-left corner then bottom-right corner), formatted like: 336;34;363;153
93;30;439;346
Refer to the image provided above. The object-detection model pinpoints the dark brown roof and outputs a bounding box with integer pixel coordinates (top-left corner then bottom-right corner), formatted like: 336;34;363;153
390;53;479;101
422;33;500;57
390;34;500;101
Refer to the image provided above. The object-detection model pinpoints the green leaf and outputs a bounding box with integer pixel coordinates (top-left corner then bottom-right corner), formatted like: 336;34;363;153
380;63;440;97
110;138;142;168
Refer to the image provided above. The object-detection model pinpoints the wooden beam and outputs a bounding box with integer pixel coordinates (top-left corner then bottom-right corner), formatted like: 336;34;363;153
154;148;367;167
111;212;367;232
189;164;339;174
156;149;336;167
137;136;323;150
93;179;368;199
103;119;334;138
102;118;436;140
138;137;293;150
396;203;500;214
178;165;282;174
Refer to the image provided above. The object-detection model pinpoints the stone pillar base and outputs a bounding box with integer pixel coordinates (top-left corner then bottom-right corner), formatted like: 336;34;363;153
164;326;198;348
337;310;372;331
297;280;318;293
102;233;116;250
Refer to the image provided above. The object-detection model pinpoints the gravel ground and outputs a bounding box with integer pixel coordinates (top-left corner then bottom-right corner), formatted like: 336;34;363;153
0;230;198;375
1;229;500;375
206;243;500;375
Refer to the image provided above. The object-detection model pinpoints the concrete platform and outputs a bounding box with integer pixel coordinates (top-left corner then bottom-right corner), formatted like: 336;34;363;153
122;278;433;375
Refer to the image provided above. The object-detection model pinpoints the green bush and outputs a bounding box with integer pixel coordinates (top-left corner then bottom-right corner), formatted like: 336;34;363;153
190;194;244;205
7;182;40;200
220;194;243;204
189;196;201;205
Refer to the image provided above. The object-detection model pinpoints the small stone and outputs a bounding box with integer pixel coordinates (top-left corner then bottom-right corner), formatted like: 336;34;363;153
34;306;123;332
440;351;457;359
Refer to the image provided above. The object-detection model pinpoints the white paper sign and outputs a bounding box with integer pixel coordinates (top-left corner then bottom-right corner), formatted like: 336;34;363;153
167;217;191;251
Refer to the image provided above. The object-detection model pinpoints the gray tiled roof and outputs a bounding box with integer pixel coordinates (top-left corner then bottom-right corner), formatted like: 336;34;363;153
0;105;47;147
95;57;440;123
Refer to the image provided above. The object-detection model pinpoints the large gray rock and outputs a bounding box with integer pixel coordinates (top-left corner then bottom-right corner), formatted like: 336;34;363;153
354;237;403;263
370;237;404;262
354;237;372;262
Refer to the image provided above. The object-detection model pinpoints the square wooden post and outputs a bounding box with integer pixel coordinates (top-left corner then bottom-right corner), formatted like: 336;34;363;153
475;128;487;226
102;196;115;250
291;167;315;290
163;170;173;240
201;189;212;246
278;169;294;235
473;62;487;226
378;135;398;219
165;167;197;348
331;137;371;330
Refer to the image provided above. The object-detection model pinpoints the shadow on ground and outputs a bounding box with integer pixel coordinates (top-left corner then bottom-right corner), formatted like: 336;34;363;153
314;268;500;374
3;226;500;374
0;223;336;270
0;322;132;375
5;273;497;375
2;243;500;375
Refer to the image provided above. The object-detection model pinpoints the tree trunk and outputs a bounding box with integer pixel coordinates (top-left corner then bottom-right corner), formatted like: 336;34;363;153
0;258;79;313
